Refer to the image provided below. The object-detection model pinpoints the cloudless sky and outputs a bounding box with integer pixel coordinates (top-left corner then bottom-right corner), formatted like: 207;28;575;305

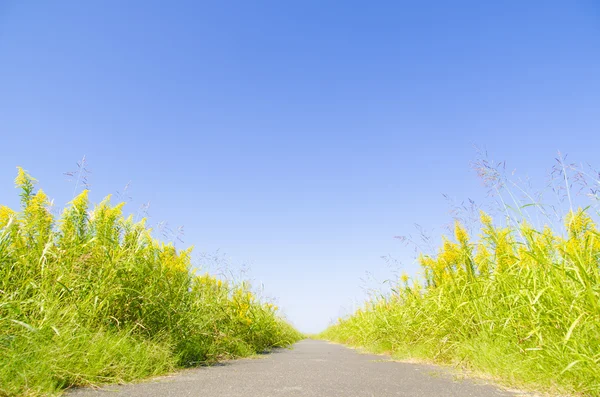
1;1;599;333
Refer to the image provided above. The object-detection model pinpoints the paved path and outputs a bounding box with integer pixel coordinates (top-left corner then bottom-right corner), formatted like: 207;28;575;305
69;340;516;397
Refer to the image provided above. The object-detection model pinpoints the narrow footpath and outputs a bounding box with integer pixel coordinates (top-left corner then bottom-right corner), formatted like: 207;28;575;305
69;339;517;397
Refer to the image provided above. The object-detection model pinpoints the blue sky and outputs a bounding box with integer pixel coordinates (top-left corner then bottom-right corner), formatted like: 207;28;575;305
1;1;599;333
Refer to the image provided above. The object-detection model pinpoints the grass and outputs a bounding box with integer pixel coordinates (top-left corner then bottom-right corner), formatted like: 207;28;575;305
320;157;600;396
0;167;303;396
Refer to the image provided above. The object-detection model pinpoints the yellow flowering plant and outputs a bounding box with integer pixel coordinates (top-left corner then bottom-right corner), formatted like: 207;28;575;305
0;168;303;396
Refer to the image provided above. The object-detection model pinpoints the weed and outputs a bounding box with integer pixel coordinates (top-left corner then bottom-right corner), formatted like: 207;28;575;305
0;168;302;396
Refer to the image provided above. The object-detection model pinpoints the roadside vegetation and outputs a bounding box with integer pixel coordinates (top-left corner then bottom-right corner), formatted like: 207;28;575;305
0;168;302;397
321;156;600;396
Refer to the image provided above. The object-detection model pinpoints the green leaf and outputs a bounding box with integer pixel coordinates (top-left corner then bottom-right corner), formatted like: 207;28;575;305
564;313;585;344
560;360;581;374
11;319;37;332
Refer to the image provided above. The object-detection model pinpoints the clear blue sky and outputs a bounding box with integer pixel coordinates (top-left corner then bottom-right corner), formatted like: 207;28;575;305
1;1;599;333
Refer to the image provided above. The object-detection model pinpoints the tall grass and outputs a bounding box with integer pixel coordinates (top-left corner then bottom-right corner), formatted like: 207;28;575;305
321;158;600;396
0;168;302;396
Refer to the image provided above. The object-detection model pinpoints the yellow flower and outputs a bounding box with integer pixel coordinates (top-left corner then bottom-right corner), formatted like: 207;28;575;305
72;190;89;209
14;166;36;187
31;189;49;206
27;189;53;227
480;211;493;228
454;221;469;246
565;208;593;237
439;237;460;265
0;205;15;228
400;272;409;284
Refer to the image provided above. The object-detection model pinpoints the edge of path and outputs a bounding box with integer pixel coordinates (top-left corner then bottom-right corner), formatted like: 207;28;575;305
314;339;572;397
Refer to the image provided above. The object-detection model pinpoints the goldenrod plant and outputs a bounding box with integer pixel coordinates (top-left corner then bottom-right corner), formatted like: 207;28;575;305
321;158;600;396
0;168;302;396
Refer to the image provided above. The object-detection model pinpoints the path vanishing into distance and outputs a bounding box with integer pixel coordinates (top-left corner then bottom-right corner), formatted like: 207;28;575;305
69;340;519;397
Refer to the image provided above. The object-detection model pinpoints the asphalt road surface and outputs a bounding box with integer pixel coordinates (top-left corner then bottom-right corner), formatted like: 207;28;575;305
68;339;517;397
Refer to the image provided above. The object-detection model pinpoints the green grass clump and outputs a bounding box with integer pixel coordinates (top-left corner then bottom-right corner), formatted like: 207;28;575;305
0;168;302;396
322;204;600;395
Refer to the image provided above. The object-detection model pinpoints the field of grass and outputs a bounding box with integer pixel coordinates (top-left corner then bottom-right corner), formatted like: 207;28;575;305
321;160;600;396
0;168;303;396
